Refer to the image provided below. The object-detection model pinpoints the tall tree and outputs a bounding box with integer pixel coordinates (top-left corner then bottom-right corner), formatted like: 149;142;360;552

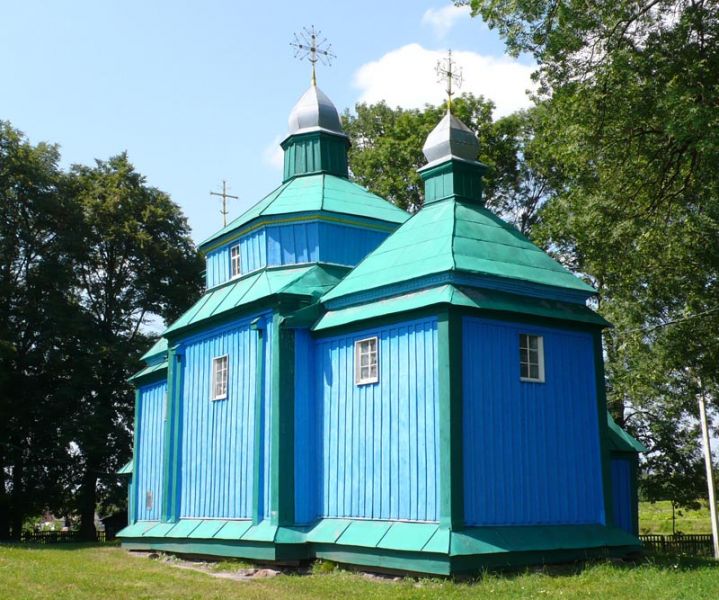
461;0;719;506
68;154;203;538
0;122;81;538
342;95;554;233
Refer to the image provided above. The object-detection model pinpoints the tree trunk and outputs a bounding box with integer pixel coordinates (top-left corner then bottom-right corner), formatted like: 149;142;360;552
0;455;9;539
9;457;25;540
78;467;98;541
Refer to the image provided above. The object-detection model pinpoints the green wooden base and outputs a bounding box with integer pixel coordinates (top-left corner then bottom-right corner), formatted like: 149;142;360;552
119;519;642;576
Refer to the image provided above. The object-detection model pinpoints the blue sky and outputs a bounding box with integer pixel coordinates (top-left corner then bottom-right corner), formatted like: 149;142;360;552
1;1;534;244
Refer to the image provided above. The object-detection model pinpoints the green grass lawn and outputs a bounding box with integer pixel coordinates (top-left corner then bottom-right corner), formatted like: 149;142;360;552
639;500;713;535
1;544;719;600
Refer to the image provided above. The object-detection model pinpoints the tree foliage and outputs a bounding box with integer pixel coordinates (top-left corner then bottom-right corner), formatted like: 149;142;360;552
0;124;203;538
343;95;554;234
461;0;719;506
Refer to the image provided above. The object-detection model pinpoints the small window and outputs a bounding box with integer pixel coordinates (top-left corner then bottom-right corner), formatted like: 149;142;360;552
355;337;379;385
519;334;544;382
211;355;229;400
230;245;241;278
145;490;153;511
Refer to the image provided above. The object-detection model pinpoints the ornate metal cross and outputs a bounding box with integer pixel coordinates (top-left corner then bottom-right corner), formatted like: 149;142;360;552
436;49;463;112
291;25;335;86
210;180;239;227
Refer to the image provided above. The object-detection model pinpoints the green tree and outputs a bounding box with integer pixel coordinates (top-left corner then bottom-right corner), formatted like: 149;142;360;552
343;95;554;233
68;153;203;539
0;122;82;538
461;0;719;507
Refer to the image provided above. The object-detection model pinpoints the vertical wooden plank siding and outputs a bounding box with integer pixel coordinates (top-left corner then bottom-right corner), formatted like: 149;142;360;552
134;381;167;521
205;222;389;289
267;223;320;266
315;318;440;522
294;329;319;524
178;318;265;519
317;223;388;267
205;247;226;289
205;230;267;289
239;229;266;274
462;317;605;526
611;457;634;534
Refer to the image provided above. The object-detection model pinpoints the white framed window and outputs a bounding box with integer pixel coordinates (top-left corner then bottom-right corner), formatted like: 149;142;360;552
230;244;241;278
519;333;545;382
355;337;379;385
211;355;229;400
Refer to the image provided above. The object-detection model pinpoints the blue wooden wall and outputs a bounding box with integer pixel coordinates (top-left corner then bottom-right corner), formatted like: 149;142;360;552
177;315;272;520
294;329;320;525
462;317;605;526
134;380;166;521
314;318;440;522
205;221;388;289
611;457;634;534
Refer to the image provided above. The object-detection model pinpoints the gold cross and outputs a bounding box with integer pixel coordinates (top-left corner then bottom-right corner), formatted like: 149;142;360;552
436;49;463;112
210;180;239;227
291;26;335;86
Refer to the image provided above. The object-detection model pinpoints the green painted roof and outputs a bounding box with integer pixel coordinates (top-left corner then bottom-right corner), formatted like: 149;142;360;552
322;199;596;304
117;461;133;475
314;284;610;331
164;264;349;337
607;413;646;453
199;174;409;251
128;360;168;382
140;337;167;362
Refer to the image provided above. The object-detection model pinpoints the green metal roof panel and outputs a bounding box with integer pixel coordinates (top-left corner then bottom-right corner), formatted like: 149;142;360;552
199;174;408;251
164;265;345;336
117;461;133;475
187;520;226;539
422;528;451;554
322;199;595;304
335;521;392;547
450;524;640;556
240;520;278;542
607;413;647;453
164;519;203;538
314;284;609;331
128;360;168;382
117;521;160;538
377;522;439;552
143;522;176;537
305;519;353;543
214;520;253;540
456;286;610;327
140;337;168;361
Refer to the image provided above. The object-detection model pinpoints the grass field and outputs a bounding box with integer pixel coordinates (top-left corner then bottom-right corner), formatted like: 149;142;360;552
1;544;719;600
639;500;713;534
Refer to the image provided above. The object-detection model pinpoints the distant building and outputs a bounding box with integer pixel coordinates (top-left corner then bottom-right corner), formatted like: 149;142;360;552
118;76;644;575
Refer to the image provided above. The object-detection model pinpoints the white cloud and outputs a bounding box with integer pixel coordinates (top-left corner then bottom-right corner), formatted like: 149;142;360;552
353;44;535;118
421;4;472;38
263;134;284;170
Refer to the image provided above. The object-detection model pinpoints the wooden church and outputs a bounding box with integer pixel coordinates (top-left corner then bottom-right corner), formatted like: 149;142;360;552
118;55;645;574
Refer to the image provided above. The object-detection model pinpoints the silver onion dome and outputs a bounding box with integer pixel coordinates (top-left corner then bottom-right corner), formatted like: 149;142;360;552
287;85;345;136
422;111;480;165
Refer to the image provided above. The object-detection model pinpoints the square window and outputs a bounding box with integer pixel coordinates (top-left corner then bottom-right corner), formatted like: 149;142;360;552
355;337;379;385
211;355;229;400
230;245;241;278
519;334;545;383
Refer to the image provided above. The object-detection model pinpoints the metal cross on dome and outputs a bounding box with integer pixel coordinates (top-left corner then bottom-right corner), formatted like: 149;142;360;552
436;49;463;112
291;25;335;86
